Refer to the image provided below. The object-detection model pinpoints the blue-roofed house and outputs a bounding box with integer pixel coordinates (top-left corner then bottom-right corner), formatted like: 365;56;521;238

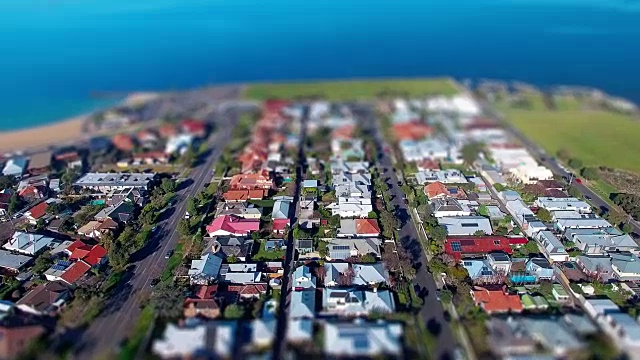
322;288;395;316
323;320;403;357
265;239;286;252
293;265;316;290
2;157;28;178
610;252;640;281
462;259;496;282
290;290;316;319
302;180;318;189
188;253;223;285
88;136;112;153
323;263;389;287
3;232;56;256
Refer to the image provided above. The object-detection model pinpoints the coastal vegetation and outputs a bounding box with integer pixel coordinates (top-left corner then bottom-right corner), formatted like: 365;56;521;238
244;78;459;100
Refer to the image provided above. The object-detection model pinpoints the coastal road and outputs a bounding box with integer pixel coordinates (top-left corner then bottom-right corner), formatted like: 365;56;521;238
72;105;240;359
485;104;640;238
353;104;457;359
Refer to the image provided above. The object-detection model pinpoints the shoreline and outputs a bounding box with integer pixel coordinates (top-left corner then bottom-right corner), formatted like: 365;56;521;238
0;92;161;154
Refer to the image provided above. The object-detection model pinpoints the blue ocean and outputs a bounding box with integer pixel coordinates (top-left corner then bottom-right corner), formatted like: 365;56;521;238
1;0;639;130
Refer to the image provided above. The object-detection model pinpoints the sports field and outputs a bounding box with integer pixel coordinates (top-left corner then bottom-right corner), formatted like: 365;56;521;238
502;108;640;173
244;78;459;100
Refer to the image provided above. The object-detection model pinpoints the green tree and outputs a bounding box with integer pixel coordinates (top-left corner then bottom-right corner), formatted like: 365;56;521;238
31;252;53;274
224;304;245;319
226;255;238;263
367;211;378;219
556;148;571;161
8;194;23;215
108;242;130;270
328;215;340;227
178;219;191;237
359;254;377;263
181;148;196;168
473;230;486;236
523;241;540;254
160;178;177;194
622;222;633;234
150;281;184;319
568;158;583;170
186;198;198;217
61;168;79;185
581;167;600;180
536;208;553;222
567;186;581;198
461;142;485;165
0;175;16;189
429;225;447;243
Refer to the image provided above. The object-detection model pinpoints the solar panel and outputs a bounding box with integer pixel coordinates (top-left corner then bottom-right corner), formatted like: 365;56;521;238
354;336;369;349
461;223;479;227
463;261;472;266
450;241;462;252
332;245;350;250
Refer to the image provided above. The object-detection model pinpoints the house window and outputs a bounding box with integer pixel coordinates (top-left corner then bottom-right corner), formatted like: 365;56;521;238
463;261;472;266
493;240;501;245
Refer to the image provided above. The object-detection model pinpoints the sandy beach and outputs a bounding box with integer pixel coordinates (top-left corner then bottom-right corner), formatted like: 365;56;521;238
0;116;87;153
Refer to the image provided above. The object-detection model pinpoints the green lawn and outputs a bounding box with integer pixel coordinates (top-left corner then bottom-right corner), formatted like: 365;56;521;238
500;108;640;173
119;305;155;360
590;179;618;204
244;78;459;100
161;242;184;281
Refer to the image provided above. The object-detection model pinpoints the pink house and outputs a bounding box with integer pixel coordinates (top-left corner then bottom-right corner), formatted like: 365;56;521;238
205;215;260;237
272;218;289;235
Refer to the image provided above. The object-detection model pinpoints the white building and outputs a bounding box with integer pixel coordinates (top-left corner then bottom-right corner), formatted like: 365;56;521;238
535;197;592;214
536;231;569;263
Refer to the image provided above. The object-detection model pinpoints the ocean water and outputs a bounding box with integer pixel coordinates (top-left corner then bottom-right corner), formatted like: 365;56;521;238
0;0;639;130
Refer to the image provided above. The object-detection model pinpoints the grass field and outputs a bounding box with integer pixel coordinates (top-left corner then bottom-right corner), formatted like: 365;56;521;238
244;78;459;100
501;108;640;173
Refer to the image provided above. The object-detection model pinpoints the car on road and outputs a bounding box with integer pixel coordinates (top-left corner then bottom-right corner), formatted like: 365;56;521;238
435;290;442;301
165;250;173;259
150;278;160;287
184;211;191;219
585;195;592;200
397;180;403;186
575;178;582;184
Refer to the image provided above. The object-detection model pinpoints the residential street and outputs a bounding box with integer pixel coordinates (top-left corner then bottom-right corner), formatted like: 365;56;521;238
353;104;457;359
72;105;241;359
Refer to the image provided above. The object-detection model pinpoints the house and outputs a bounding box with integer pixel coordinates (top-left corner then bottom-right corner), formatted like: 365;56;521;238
188;253;223;285
222;189;265;202
417;158;441;172
327;197;373;218
132;151;169;165
2;157;27;178
0;192;12;219
229;171;273;191
16;281;70;316
271;196;292;220
555;216;612;232
165;134;194;155
77;220;105;239
487;315;597;358
552;284;570;302
152;322;237;360
204;236;253;262
74;173;156;193
0;250;32;274
330;159;369;174
323;320;403;357
322;288;395;316
509;257;554;283
27;151;52;175
393;121;433;141
415;169;468;184
535;197;592;214
111;133;136;152
291;289;316;319
400;138;455;163
226;284;268;299
520;294;550;310
431;198;471;218
0;313;48;360
424;181;454;199
136;129;159;147
535;231;568;263
296;239;314;255
576;255;615;282
65;240;107;266
3;232;56;256
25;202;48;224
610;252;640;281
205;215;260;237
326;238;382;260
583;298;640;352
302;179;318;189
94;201;136;224
214;202;261;219
445;236;513;261
525;257;555;280
46;260;92;285
470;286;523;314
220;263;263;284
180;119;207;138
287;318;314;343
54;150;83;169
337;218;381;238
565;228;638;255
18;185;44;201
183;286;221;320
293;265;316;290
323;262;389;287
439;216;493;236
509;164;554;184
246;318;277;350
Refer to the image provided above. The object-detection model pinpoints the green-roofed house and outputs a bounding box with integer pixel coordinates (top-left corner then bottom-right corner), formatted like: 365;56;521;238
521;294;549;310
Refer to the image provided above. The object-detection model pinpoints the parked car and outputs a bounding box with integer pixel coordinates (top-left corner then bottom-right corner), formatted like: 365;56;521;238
165;250;173;259
575;178;582;184
150;278;160;287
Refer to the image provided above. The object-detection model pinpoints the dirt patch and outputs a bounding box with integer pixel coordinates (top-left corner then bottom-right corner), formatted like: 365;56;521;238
599;168;640;196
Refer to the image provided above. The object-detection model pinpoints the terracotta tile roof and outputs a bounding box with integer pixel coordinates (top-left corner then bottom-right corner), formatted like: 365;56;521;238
158;124;178;138
227;284;268;296
193;285;218;299
60;261;91;284
332;125;355;140
356;219;381;235
229;170;273;191
180;119;207;136
27;202;48;219
19;185;41;198
111;133;135;151
416;158;440;171
67;240;107;266
424;181;449;198
472;286;523;314
393;122;433;141
222;190;265;202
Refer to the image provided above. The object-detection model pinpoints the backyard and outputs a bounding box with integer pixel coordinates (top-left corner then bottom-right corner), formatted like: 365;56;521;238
244;78;459;100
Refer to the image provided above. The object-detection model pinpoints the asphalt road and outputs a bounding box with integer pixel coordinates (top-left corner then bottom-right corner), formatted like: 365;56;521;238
486;104;640;238
353;104;457;359
72;106;240;359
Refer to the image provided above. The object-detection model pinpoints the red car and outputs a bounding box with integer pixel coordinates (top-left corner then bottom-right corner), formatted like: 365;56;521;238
575;178;582;184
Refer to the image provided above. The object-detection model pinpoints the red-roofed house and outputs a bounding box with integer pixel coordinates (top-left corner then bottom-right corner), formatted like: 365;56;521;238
112;134;135;152
263;100;289;117
393;122;433;141
66;240;107;266
226;284;268;299
60;261;92;285
228;170;273;191
158;124;178;139
180;119;207;138
416;158;440;172
184;285;221;319
470;286;523;314
507;237;529;246
19;185;45;201
222;190;265;203
272;218;289;235
332;125;355;140
445;236;513;261
132;151;169;165
26;202;48;224
205;215;260;237
424;181;449;199
356;219;381;236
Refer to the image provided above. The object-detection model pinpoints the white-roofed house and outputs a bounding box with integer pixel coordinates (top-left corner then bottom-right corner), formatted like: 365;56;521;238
323;320;403;357
535;231;568;263
323;262;389;287
152;322;237;359
439;216;493;236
